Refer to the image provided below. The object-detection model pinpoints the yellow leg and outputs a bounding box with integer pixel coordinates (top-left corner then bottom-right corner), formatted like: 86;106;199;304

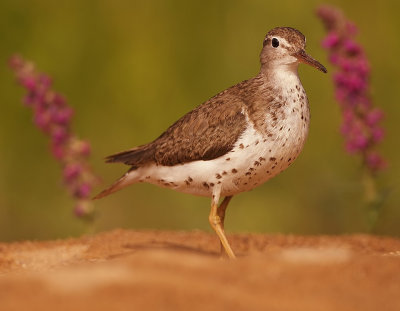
217;196;233;256
208;190;236;259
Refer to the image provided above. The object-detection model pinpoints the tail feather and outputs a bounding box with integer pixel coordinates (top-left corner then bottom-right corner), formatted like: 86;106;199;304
93;169;139;200
105;146;154;166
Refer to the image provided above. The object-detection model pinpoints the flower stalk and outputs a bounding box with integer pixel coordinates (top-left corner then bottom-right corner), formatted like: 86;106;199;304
317;5;387;228
9;55;99;220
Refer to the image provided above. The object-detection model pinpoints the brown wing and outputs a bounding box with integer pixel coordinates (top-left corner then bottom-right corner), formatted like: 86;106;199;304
106;90;249;167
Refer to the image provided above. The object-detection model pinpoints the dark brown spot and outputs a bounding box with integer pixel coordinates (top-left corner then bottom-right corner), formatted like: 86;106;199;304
288;158;292;162
203;182;209;189
272;166;276;169
249;167;254;171
255;140;259;145
279;126;283;131
222;171;227;175
216;174;222;179
232;169;238;173
239;143;244;149
160;179;165;182
210;183;215;187
217;181;221;184
280;157;283;161
259;157;265;162
226;158;230;161
254;161;261;166
185;180;190;186
268;134;273;137
270;157;276;161
245;172;251;176
188;177;193;182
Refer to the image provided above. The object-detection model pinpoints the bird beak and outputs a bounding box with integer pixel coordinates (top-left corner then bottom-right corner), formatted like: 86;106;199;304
294;49;327;73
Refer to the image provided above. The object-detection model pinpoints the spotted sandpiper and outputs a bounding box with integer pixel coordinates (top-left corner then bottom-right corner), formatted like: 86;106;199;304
94;27;327;259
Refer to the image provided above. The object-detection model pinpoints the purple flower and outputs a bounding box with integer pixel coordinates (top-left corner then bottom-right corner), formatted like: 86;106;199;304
52;127;69;144
365;109;383;126
322;32;340;49
63;164;81;181
75;183;92;198
9;55;99;218
366;152;386;171
317;5;386;174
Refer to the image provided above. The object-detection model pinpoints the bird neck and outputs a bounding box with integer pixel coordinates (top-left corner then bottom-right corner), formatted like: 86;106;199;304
259;63;300;87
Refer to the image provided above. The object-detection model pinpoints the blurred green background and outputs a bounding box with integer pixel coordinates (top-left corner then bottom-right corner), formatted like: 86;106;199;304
1;0;399;242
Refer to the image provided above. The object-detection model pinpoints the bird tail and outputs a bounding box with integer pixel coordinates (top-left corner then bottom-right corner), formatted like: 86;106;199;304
105;146;153;166
93;168;139;200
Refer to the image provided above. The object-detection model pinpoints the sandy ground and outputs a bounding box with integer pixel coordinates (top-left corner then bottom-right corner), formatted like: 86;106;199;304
0;230;400;311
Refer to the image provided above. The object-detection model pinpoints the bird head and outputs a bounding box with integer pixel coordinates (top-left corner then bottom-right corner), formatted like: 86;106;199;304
260;27;327;74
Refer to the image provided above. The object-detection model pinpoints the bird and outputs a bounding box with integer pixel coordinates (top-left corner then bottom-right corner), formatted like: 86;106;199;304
94;27;327;259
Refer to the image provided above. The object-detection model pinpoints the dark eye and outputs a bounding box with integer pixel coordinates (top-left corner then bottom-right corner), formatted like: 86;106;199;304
272;38;279;48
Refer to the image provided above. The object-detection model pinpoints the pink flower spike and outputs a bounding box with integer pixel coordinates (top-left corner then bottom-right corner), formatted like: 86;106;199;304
317;5;386;174
52;127;69;144
366;109;384;126
21;77;36;90
38;74;52;89
74;200;94;217
343;39;361;55
79;141;91;156
345;140;358;154
328;53;340;65
371;127;385;143
52;107;74;125
51;143;64;160
33;111;51;131
23;93;35;106
63;164;81;181
53;94;66;106
346;21;358;35
366;152;387;172
322;32;340;49
75;183;92;199
9;54;100;219
74;203;86;217
353;133;368;150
